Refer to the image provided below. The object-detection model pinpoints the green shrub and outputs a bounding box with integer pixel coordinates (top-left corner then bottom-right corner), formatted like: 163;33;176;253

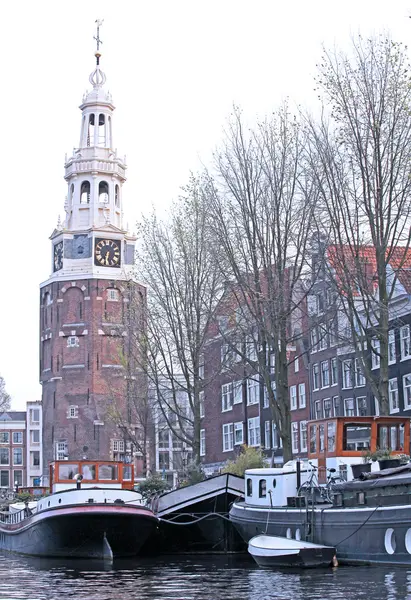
137;474;170;500
222;445;267;477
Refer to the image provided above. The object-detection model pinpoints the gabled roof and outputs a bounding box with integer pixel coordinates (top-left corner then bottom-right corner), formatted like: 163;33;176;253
0;411;26;421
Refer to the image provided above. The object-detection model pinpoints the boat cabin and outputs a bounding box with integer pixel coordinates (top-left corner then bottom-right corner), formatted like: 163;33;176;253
49;460;135;493
307;416;410;482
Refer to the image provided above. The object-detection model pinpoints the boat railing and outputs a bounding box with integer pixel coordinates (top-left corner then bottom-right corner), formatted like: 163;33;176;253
0;507;30;525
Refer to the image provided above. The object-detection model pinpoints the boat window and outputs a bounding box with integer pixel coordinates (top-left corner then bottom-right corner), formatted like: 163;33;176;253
378;425;389;450
98;464;118;481
272;479;276;489
343;424;371;451
309;424;317;453
246;478;252;496
319;424;325;452
123;465;132;481
327;421;336;452
82;464;96;480
259;479;267;498
58;464;79;480
357;492;366;505
390;426;398;451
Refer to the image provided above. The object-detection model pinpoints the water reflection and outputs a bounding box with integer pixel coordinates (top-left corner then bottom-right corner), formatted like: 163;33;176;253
1;552;411;600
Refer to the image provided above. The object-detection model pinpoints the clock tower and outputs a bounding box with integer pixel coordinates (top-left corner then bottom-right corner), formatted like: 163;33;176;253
39;24;146;473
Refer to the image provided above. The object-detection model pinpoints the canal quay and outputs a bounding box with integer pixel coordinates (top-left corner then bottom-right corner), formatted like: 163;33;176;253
1;552;411;600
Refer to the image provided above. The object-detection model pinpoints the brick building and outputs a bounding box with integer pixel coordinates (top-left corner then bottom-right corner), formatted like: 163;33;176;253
40;43;147;476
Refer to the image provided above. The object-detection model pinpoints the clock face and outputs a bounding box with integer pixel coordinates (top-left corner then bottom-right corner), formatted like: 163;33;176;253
94;238;121;268
53;241;63;272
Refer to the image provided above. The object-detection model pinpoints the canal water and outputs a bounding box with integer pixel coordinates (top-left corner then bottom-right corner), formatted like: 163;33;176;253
1;552;411;600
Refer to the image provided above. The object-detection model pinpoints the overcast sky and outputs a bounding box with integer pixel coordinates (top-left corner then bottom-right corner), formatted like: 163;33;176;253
1;0;411;410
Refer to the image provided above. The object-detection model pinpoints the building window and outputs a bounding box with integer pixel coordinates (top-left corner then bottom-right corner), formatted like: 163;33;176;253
371;338;381;369
319;326;327;350
333;396;340;417
355;358;366;387
0;471;9;488
329;319;337;347
298;383;306;409
107;289;119;302
247;378;259;406
401;326;411;361
311;328;318;353
246;335;257;361
112;440;125;453
388;330;396;364
321;361;330;387
309;424;317;453
300;421;308;452
234;422;244;445
233;381;242;404
67;405;78;419
221;383;233;412
344;398;355;416
294;357;299;373
272;423;279;449
13;432;23;444
14;470;23;487
291;422;299;454
80;181;90;204
342;359;353;389
200;429;206;456
223;423;234;452
99;181;109;203
331;357;338;386
13;448;23;466
323;398;331;418
389;378;399;413
55;442;67;461
199;391;205;418
0;448;9;465
0;432;9;444
290;385;297;410
67;336;79;348
248;416;260;447
263;386;270;408
312;363;319;390
403;374;411;410
357;396;367;416
264;421;271;449
315;400;322;419
158;452;170;471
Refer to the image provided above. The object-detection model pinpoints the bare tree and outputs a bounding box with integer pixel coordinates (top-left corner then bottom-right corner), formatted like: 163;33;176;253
136;174;223;464
0;376;10;413
209;105;318;461
307;35;411;414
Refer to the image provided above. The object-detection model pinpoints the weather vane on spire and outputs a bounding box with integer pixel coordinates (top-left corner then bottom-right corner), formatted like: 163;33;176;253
94;19;104;65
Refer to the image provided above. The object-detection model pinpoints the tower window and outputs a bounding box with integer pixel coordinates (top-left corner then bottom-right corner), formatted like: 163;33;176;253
107;289;119;302
70;183;74;204
87;114;95;147
98;114;105;146
80;181;90;204
67;336;79;348
99;181;109;204
115;185;120;207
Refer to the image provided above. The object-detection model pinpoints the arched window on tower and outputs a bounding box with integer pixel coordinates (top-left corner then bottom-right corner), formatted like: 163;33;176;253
98;114;105;147
80;181;90;204
87;114;95;147
70;184;74;205
115;185;120;207
99;181;109;204
108;116;112;147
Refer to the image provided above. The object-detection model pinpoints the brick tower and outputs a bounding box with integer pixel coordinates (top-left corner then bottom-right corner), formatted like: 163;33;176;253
40;23;146;474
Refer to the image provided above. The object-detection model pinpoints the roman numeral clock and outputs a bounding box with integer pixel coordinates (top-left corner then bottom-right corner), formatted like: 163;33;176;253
94;239;121;268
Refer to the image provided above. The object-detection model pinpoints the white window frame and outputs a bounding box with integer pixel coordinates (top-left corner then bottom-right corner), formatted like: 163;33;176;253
344;397;355;416
388;378;399;414
55;441;67;461
311;328;318;353
323;398;331;418
246;335;257;361
112;439;125;453
320;360;329;388
315;400;322;419
264;420;271;449
312;363;319;391
67;336;79;348
401;326;411;361
12;432;23;445
329;319;337;347
388;330;396;365
221;383;233;412
233;380;242;404
199;391;205;418
222;423;234;452
263;386;270;409
290;385;297;410
403;373;411;410
356;396;367;416
67;405;78;419
371;338;380;369
291;422;299;454
300;421;308;452
294;357;299;373
247;416;260;447
200;429;206;456
272;423;281;449
298;383;306;409
247;378;259;406
107;289;119;302
331;357;338;386
0;448;9;466
332;396;340;417
355;358;366;387
234;422;244;445
319;326;327;350
342;359;353;389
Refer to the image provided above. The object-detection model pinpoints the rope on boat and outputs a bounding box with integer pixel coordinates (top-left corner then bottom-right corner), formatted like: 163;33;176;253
159;512;232;525
334;504;380;548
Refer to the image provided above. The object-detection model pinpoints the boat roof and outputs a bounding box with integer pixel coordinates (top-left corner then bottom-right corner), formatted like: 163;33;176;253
334;464;411;491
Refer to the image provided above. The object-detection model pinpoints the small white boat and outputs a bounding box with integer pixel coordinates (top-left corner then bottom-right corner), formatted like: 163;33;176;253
248;534;336;568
